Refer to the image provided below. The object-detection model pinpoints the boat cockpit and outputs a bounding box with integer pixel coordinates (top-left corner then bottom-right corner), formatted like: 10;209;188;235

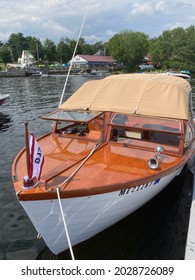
42;110;193;156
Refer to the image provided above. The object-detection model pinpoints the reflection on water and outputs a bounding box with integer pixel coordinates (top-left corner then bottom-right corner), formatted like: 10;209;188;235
0;75;194;260
0;113;11;132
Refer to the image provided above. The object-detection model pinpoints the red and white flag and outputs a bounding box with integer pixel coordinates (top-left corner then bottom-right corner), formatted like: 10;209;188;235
29;133;44;180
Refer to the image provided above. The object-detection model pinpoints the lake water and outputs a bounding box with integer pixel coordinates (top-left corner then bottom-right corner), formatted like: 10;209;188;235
0;74;195;260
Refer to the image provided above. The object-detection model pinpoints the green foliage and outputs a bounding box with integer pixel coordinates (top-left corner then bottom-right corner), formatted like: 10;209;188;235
8;32;28;61
43;39;57;63
0;44;12;65
26;36;44;61
107;30;149;71
149;25;195;71
56;38;72;63
0;25;194;72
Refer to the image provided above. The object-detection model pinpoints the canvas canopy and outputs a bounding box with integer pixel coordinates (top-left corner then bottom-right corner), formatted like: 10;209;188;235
59;74;192;120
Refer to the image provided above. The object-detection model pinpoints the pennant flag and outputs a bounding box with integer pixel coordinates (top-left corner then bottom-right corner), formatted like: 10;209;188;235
29;133;44;180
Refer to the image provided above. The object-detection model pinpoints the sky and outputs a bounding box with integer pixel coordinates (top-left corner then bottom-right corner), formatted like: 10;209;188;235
0;0;195;45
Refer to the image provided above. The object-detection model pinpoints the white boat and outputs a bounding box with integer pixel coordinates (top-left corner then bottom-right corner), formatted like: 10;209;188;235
12;74;195;256
0;94;9;106
139;64;154;70
161;71;191;79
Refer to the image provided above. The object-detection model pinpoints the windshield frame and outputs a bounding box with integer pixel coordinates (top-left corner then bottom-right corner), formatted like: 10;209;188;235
42;110;103;123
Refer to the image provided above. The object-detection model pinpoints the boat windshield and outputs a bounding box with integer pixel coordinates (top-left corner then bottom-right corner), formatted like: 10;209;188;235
109;113;182;150
111;114;181;132
42;110;102;123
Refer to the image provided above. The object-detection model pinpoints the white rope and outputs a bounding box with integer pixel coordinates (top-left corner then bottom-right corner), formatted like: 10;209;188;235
58;1;90;107
58;142;101;189
57;187;75;260
56;141;100;259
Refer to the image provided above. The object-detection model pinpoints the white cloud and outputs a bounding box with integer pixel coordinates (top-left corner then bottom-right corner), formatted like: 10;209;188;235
0;0;194;43
84;34;103;43
187;15;195;20
155;0;166;11
31;16;41;23
164;22;189;31
128;0;166;16
42;20;71;34
103;29;118;37
129;2;154;16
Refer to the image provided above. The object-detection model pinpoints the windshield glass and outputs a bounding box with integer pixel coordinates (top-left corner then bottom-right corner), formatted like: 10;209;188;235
42;110;101;122
111;114;181;132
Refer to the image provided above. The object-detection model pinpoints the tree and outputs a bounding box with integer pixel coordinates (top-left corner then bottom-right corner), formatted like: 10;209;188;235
82;43;94;55
107;33;126;63
78;37;86;54
43;39;56;63
148;38;164;67
91;41;107;55
7;32;28;61
56;38;72;63
149;26;195;70
184;25;195;62
171;27;187;60
26;36;44;61
68;39;82;55
107;30;149;71
0;44;12;65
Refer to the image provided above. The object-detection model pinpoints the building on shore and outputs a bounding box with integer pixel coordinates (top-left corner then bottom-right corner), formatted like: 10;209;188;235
18;50;37;68
69;54;117;73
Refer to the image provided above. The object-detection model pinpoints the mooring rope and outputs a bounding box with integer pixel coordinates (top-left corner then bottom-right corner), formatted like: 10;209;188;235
57;187;75;260
55;141;101;259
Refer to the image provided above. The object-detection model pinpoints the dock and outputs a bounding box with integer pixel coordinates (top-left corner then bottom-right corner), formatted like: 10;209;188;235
185;173;195;259
0;69;26;77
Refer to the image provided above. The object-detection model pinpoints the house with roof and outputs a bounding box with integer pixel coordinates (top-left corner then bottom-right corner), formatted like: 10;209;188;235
69;54;117;72
18;50;36;68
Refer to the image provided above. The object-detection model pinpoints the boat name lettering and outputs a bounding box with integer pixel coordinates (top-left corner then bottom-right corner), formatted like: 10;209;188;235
119;178;161;196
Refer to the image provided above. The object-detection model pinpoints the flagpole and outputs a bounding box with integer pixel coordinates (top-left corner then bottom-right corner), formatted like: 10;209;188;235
25;121;30;178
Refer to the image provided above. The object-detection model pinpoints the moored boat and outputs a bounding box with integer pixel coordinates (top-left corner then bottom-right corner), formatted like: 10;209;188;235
12;74;195;256
181;70;191;75
139;64;154;70
161;71;191;79
0;93;9;106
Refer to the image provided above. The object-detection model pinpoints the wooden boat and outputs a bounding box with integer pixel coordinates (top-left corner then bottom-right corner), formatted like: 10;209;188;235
0;94;9;106
12;73;195;256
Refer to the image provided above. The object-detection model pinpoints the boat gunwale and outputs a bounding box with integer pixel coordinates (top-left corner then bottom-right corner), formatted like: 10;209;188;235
13;136;195;201
15;159;187;201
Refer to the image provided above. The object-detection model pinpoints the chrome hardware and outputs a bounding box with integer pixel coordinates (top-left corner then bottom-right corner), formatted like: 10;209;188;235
148;146;164;170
